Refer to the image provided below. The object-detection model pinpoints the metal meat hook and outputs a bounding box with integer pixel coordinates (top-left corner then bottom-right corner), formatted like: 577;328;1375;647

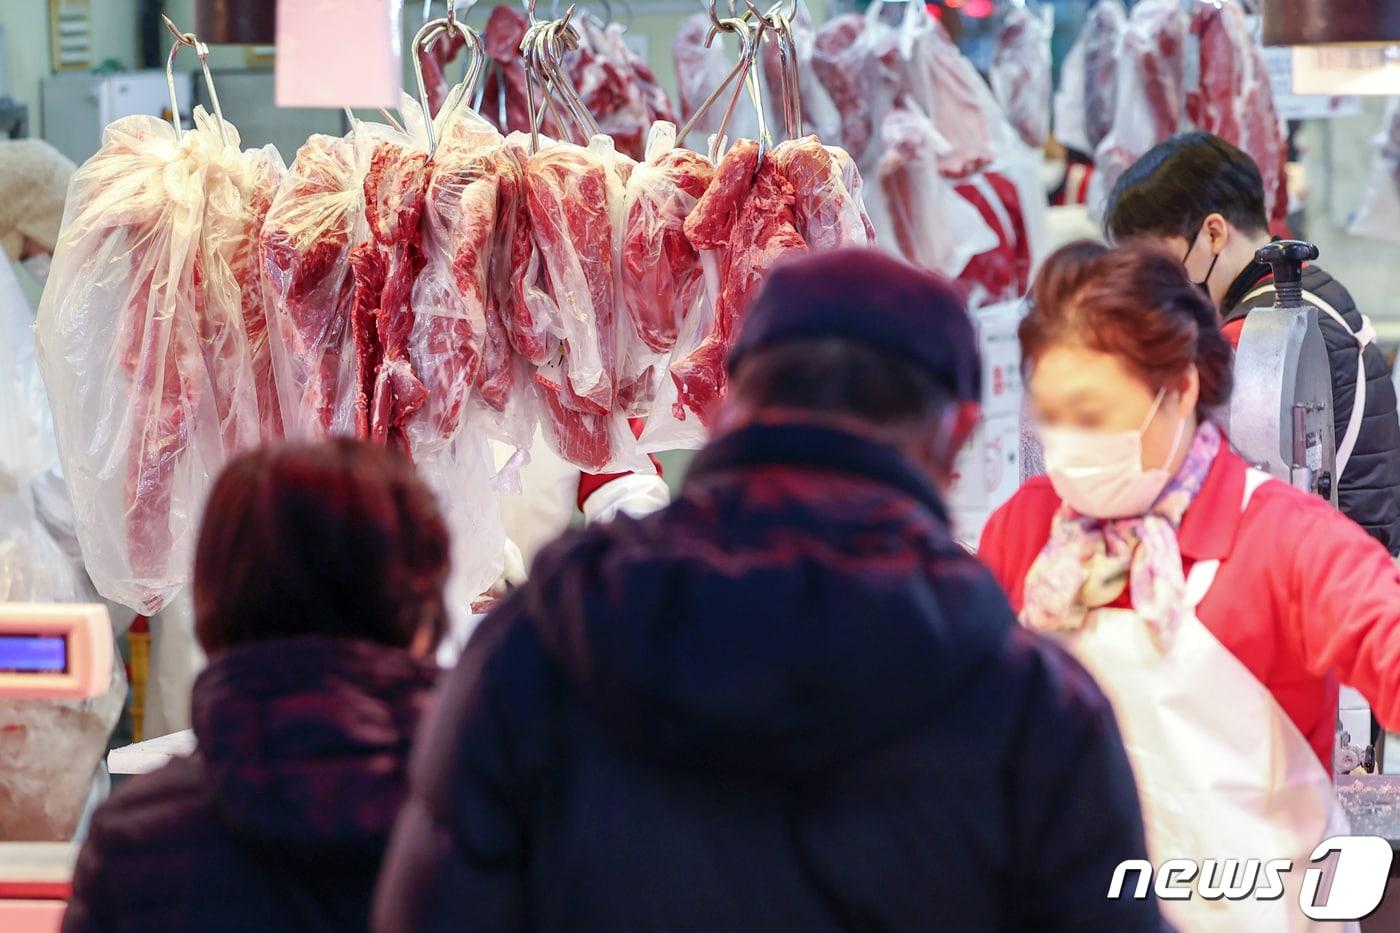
160;13;229;147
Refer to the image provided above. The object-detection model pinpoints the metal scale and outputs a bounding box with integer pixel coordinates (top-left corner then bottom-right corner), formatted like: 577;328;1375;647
1229;240;1379;774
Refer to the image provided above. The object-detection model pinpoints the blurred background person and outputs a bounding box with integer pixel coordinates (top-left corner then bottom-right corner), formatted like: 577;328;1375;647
1105;132;1400;556
63;439;447;932
374;249;1161;933
980;242;1400;933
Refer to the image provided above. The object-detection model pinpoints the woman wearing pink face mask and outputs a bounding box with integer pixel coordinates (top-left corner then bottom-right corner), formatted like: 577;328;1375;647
980;242;1400;933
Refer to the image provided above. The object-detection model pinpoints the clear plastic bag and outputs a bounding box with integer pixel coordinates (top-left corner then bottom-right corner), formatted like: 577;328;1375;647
35;110;270;613
1054;0;1127;156
621;122;714;356
991;5;1054;150
1186;0;1289;224
263;131;368;440
877;103;998;280
1088;0;1187;217
1350;99;1400;245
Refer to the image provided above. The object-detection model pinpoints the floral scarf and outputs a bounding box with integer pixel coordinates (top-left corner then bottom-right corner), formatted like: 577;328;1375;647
1020;421;1222;645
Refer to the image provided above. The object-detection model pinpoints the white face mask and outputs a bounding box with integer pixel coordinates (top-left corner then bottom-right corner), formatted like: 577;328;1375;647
1040;389;1189;520
20;253;51;285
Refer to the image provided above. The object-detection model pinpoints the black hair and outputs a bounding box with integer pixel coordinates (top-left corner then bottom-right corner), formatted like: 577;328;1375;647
1103;131;1270;242
730;338;953;428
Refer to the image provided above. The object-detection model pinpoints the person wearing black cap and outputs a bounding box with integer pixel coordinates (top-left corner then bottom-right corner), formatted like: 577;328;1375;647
373;249;1162;932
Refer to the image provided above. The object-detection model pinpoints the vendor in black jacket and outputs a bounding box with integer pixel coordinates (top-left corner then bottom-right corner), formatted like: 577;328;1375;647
1105;131;1400;555
373;249;1161;933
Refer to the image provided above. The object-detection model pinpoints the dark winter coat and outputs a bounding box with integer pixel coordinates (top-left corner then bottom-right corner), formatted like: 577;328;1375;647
62;636;438;933
373;422;1162;932
1224;261;1400;553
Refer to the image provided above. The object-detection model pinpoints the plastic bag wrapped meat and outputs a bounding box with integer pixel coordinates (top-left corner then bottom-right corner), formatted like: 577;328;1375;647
1055;0;1127;155
1187;1;1289;224
407;112;508;448
360;138;432;452
229;147;286;444
263;133;366;439
1090;0;1186;213
672;136;873;425
571;18;678;161
812;15;878;163
35;110;266;613
877;103;998;281
621;122;714;354
759;9;841;143
673;13;761;150
991;5;1054;150
893;4;996;179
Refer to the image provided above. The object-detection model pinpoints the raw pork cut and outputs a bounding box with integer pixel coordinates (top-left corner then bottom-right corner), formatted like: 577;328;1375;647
263;133;365;438
673;136;873;423
1092;0;1186;207
621;122;714;353
1187;1;1289;223
990;6;1053;150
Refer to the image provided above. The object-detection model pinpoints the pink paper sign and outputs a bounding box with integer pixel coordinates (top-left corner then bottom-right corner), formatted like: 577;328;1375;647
276;0;404;108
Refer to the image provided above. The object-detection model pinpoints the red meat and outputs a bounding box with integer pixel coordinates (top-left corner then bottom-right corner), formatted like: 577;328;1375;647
1187;1;1289;223
990;6;1052;149
230;150;285;443
812;15;875;162
621;139;714;353
1082;0;1128;150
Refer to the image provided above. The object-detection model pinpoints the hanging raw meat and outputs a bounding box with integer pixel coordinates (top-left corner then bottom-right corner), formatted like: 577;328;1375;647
1187;1;1289;223
811;15;878;163
571;18;678;160
621;122;714;354
407;113;507;446
896;7;997;180
35;110;266;613
672;136;873;424
263;133;366;438
1092;0;1187;207
877;103;998;281
990;5;1054;150
480;5;555;137
1055;0;1127;155
759;11;841;142
360;139;432;453
673;13;734;142
233;149;287;444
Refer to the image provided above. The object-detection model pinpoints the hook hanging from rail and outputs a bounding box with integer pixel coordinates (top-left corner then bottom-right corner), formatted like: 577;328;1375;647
161;13;230;147
412;0;485;157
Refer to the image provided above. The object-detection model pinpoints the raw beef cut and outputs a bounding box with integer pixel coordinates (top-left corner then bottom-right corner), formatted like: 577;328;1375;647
1187;1;1289;223
480;5;557;137
673;136;873;423
877;103;997;280
494;142;551;366
408;112;507;446
1092;0;1186;207
521;136;628;415
990;5;1053;149
621;122;714;353
1083;1;1128;149
35;110;264;613
230;147;286;443
895;8;997;180
570;18;678;160
811;15;877;163
263;133;365;438
360;139;432;452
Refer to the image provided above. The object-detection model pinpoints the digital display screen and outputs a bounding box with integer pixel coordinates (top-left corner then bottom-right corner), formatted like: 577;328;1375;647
0;634;67;673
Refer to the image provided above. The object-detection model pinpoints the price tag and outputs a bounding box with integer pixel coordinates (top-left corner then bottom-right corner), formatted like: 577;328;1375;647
276;0;404;109
1291;45;1400;97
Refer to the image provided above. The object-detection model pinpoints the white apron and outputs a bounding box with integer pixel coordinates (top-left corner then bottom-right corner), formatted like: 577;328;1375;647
1056;470;1354;933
